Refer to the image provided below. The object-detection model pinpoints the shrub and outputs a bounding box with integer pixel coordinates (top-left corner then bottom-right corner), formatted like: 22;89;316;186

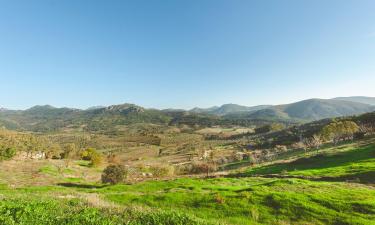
80;148;102;167
81;148;98;161
101;164;128;184
0;147;16;160
89;153;103;167
149;165;175;177
190;161;218;175
107;153;121;164
61;143;77;159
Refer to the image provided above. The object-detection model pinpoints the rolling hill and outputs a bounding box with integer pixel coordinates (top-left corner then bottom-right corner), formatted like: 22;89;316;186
190;104;271;115
226;98;375;122
0;97;374;132
333;96;375;105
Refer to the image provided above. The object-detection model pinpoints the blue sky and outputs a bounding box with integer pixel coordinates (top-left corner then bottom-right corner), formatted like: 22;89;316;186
0;0;374;109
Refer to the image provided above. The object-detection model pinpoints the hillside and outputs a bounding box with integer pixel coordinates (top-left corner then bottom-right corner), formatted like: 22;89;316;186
0;97;374;132
190;104;271;115
0;104;374;224
239;138;375;184
0;138;374;224
227;98;375;122
281;99;375;120
0;104;172;132
333;96;375;105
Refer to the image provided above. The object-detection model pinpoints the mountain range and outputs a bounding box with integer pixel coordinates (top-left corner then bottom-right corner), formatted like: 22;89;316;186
190;104;271;115
224;98;375;122
0;96;374;132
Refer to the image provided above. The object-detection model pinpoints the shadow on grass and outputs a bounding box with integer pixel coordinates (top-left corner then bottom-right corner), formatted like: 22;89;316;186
232;144;375;178
57;183;107;189
313;171;375;184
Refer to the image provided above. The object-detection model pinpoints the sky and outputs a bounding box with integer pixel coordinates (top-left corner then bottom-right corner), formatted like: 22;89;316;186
0;0;374;110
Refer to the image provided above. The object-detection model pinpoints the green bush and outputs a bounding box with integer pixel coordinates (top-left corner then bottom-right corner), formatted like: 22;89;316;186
101;164;128;184
0;147;16;161
89;153;103;167
80;148;102;167
80;148;98;161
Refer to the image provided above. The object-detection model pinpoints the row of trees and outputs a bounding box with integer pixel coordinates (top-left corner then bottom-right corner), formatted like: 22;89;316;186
0;129;105;167
320;120;359;144
295;120;360;153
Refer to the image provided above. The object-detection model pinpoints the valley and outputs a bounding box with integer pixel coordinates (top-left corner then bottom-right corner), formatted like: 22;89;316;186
0;97;374;224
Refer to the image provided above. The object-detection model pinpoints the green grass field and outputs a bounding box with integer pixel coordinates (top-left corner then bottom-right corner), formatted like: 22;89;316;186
0;139;374;224
0;177;374;225
241;139;375;184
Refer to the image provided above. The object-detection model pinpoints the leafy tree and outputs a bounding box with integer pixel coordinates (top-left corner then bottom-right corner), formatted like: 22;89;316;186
80;148;103;167
62;143;77;159
46;143;62;159
320;121;359;144
302;134;322;154
80;148;97;161
89;152;103;167
101;164;128;184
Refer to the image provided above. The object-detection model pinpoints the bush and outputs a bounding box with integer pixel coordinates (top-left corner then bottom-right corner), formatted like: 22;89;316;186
0;147;16;160
190;161;217;175
80;148;102;167
107;153;121;164
80;148;98;161
149;165;175;177
101;164;128;184
89;153;103;167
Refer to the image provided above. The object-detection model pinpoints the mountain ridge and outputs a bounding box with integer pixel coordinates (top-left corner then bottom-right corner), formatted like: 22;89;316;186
225;98;375;122
0;97;374;132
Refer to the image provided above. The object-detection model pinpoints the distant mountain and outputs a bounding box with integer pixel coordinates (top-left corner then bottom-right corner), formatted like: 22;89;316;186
332;96;375;106
280;99;375;120
86;106;106;110
24;105;79;116
227;99;375;122
190;106;220;114
0;97;374;132
190;104;271;115
0;103;171;132
102;103;145;114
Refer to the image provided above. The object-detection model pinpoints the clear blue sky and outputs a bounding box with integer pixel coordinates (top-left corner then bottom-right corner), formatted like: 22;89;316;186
0;0;374;110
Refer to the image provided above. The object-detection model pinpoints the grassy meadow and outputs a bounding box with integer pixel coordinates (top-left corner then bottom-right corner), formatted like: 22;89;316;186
0;137;374;224
241;140;375;184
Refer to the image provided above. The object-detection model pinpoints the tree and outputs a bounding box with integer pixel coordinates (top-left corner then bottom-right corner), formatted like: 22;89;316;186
80;148;97;161
89;152;103;167
255;123;285;134
62;143;77;159
320;121;359;145
46;143;62;159
101;164;128;185
80;148;103;167
304;134;323;153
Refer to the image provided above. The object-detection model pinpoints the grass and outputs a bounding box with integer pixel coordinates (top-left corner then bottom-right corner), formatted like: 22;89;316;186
0;139;374;224
0;197;206;225
240;140;375;183
66;177;374;225
0;177;374;224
